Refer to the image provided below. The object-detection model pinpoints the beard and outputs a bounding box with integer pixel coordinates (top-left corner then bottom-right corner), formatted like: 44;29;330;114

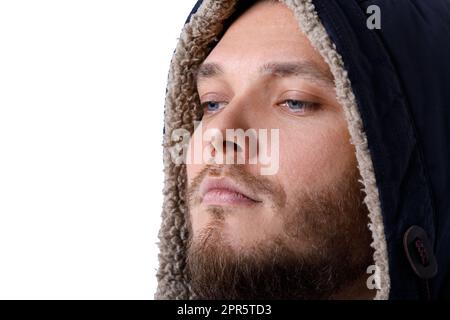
185;163;374;300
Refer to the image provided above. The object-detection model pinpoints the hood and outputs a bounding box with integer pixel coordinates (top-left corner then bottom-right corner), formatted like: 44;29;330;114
156;0;450;300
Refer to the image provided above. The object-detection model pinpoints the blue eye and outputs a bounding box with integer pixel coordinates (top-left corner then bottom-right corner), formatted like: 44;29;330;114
201;101;227;113
281;99;317;114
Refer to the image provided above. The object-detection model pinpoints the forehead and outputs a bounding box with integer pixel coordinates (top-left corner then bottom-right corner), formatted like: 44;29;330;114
202;2;329;75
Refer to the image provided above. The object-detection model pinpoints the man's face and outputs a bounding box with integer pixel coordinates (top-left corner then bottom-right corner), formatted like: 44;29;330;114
185;1;374;299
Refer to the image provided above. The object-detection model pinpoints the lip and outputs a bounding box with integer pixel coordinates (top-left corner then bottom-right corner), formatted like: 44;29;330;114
199;176;262;206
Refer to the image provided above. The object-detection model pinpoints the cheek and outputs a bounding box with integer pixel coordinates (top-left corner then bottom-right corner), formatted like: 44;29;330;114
185;134;201;233
186;163;204;234
278;121;354;193
186;162;202;185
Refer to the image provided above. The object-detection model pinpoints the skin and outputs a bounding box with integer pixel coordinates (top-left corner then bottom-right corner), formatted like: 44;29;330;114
185;1;375;299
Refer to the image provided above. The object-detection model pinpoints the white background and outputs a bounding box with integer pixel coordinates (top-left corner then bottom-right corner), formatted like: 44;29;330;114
0;0;196;299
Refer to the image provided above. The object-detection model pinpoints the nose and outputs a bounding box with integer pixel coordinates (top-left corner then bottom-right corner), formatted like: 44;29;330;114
203;101;257;165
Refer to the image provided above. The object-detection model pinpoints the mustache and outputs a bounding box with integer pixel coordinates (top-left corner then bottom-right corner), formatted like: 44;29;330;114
186;164;286;209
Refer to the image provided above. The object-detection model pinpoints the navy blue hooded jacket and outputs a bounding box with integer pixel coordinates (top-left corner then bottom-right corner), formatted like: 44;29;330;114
156;0;450;299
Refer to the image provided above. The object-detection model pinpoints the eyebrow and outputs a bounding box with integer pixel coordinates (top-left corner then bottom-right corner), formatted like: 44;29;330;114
195;61;334;87
195;62;224;79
